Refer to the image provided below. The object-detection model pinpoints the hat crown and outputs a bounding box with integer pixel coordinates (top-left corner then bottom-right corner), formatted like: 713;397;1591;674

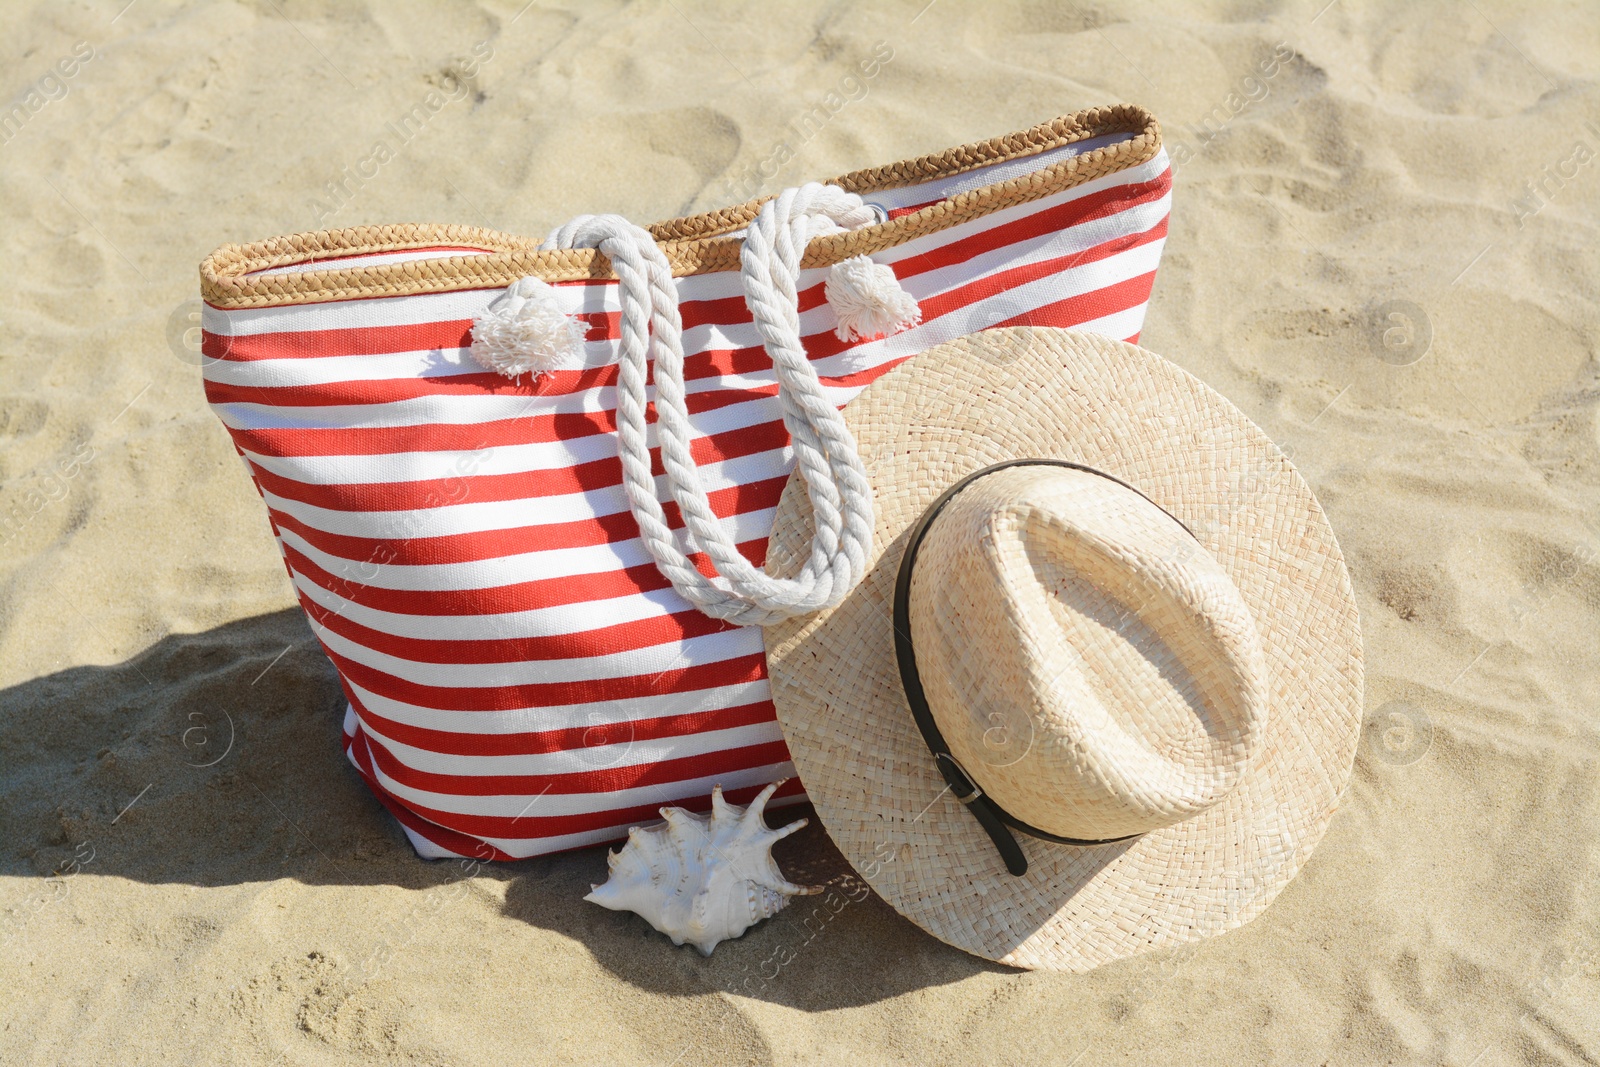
909;465;1268;840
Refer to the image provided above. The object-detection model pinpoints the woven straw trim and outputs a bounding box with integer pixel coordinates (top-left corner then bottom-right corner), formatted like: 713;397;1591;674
763;329;1363;973
910;465;1268;841
199;104;1159;309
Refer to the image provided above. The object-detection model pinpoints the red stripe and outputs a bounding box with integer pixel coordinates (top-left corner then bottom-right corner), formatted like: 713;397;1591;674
886;198;944;219
360;723;791;797
284;538;766;614
201;319;829;409
204;205;1166;418
280;538;772;617
253;254;1151;563
205;319;474;361
343;732;511;861
266;473;789;566
356;780;519;861
351;692;778;757
911;216;1166;326
249;416;791;513
325;646;769;711
303;590;738;665
228;378;771;459
248;263;1153;569
890;174;1168;283
220;158;1169;861
349;750;804;846
202;170;1168;366
997;269;1158;330
213;266;1142;497
230;240;1157;532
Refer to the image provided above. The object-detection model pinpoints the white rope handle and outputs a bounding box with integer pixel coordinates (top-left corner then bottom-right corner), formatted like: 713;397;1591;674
538;184;885;626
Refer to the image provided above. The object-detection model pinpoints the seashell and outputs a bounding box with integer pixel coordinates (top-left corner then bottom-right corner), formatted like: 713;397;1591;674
584;780;822;955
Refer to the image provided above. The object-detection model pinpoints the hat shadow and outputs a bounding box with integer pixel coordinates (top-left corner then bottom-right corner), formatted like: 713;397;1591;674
501;800;1012;1007
2;608;1007;1006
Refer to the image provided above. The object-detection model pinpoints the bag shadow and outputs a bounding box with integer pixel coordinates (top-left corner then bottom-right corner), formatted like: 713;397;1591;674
2;608;1000;1006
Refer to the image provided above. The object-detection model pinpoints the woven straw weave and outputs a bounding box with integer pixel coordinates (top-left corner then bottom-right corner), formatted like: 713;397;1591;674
910;465;1268;841
200;104;1159;308
763;328;1362;972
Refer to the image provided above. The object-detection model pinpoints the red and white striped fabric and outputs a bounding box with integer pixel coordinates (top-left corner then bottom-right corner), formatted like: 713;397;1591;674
201;114;1172;861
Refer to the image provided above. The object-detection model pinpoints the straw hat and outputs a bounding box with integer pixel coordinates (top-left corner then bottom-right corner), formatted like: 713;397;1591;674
762;328;1362;972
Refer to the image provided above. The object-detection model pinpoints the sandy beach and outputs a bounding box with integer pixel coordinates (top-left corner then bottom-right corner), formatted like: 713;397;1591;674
3;1;1598;1063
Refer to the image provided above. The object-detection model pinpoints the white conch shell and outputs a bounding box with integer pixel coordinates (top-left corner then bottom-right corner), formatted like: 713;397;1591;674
584;780;822;955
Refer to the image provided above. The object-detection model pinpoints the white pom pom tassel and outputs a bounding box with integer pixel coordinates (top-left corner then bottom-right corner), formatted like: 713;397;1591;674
824;255;921;342
470;276;587;379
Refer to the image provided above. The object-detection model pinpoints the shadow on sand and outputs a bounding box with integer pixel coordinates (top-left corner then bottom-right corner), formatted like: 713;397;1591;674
0;609;1006;1007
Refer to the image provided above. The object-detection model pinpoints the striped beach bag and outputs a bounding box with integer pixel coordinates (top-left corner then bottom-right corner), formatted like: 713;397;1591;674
199;104;1172;861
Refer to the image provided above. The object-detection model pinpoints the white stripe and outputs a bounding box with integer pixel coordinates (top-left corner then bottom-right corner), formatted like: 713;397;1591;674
223;142;1171;858
235;235;1165;495
208;368;844;433
210;378;604;431
348;677;770;735
257;446;793;536
273;505;780;590
202;345;484;388
262;295;1156;570
203;185;1168;394
1079;303;1156;344
359;716;785;777
311;613;765;687
398;822;465;859
802;236;1167;367
205;287;502;338
262;306;1153;560
359;750;796;819
209;234;1165;441
266;286;1155;590
873;152;1168;269
238;390;777;486
295;570;691;641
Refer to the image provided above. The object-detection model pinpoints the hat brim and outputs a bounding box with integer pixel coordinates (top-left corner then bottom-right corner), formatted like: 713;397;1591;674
763;328;1363;972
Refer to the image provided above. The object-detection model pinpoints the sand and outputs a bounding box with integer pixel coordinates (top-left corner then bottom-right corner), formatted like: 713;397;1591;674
2;1;1598;1063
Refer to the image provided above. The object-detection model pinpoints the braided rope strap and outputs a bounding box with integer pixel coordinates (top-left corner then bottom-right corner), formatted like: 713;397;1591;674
543;184;878;626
